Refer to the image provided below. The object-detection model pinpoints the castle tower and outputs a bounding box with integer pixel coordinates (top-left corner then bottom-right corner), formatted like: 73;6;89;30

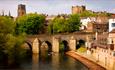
81;5;86;11
18;4;26;17
72;5;86;14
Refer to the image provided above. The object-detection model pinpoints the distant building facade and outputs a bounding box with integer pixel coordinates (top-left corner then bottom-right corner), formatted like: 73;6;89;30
72;5;86;14
80;17;108;32
80;17;96;28
96;16;108;24
18;4;26;17
89;32;115;70
86;22;108;32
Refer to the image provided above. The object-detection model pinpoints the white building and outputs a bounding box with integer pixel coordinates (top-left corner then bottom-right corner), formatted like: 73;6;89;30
80;17;96;30
109;19;115;32
81;17;90;27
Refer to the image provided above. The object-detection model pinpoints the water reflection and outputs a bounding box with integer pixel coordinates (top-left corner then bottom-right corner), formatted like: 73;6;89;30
32;54;39;70
52;53;59;70
31;52;88;70
0;51;88;70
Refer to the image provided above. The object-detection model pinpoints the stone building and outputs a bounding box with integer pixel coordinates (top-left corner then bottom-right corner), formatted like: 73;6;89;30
96;15;108;24
89;32;115;70
86;22;108;32
72;5;86;14
18;4;26;17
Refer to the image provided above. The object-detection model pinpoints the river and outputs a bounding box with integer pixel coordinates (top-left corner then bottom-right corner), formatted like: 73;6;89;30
0;52;88;70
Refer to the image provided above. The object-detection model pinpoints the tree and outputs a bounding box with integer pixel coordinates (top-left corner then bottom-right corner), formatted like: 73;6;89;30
16;13;45;35
0;16;14;34
0;16;15;59
0;16;26;60
48;17;66;34
67;14;81;32
52;17;65;33
48;14;81;34
79;10;97;17
48;22;53;34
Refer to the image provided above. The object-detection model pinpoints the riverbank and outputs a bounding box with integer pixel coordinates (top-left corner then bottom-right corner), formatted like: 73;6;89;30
66;51;106;70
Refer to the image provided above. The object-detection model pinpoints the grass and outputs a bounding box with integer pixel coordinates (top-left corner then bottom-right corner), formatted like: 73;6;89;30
77;46;87;53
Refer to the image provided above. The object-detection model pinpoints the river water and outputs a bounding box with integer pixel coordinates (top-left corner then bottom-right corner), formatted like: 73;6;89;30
0;52;88;70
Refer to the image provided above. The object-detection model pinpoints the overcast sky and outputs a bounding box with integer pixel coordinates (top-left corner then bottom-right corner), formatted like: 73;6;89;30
0;0;115;17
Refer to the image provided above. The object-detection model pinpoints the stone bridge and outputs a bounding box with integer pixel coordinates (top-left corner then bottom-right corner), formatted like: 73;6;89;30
25;32;95;53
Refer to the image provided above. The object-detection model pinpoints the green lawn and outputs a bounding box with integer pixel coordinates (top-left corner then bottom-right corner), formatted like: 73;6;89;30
77;46;87;53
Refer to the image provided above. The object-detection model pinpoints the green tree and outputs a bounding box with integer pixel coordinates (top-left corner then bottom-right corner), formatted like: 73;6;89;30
48;22;53;34
48;14;81;34
16;13;45;35
0;16;14;34
0;16;27;61
52;17;65;33
48;17;66;34
79;10;97;17
0;16;15;59
67;14;81;32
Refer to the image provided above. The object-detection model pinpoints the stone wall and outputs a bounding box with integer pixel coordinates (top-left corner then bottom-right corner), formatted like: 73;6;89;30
91;47;115;70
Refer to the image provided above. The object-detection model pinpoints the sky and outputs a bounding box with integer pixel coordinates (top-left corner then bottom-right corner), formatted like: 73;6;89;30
0;0;115;17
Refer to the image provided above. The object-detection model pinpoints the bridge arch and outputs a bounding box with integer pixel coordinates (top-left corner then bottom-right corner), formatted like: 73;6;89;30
24;41;32;50
40;41;52;53
19;41;33;55
59;40;70;52
76;39;86;49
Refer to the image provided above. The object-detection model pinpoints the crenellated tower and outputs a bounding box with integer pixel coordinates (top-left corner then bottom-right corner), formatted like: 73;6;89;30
18;4;26;17
72;5;86;14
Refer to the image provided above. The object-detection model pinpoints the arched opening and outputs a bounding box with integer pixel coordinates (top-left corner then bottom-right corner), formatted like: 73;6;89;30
39;41;52;60
20;42;32;56
79;39;85;46
76;39;86;53
24;42;32;51
59;40;70;53
76;39;85;49
40;41;52;54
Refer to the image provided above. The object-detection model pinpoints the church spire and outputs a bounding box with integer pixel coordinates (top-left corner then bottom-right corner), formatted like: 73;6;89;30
2;10;4;16
8;11;11;16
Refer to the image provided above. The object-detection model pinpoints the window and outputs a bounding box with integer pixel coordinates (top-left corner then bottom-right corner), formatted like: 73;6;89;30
112;23;115;27
110;52;111;55
113;51;115;56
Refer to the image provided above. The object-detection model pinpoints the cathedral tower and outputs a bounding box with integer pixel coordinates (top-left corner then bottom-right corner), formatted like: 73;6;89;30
18;4;26;17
